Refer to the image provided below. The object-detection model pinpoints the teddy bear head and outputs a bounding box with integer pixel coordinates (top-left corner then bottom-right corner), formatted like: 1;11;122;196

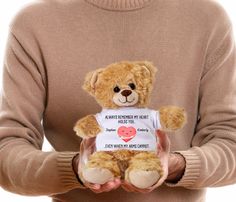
83;61;157;109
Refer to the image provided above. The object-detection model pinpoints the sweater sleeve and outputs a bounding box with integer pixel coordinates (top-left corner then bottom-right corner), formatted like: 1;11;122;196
166;4;236;188
0;24;84;196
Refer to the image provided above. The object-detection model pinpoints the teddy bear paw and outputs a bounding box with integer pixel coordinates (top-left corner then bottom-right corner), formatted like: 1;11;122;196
73;115;101;138
128;170;160;189
159;106;187;131
82;167;114;184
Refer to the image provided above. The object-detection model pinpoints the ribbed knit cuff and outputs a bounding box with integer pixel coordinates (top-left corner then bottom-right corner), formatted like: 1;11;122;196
165;150;201;188
57;152;85;189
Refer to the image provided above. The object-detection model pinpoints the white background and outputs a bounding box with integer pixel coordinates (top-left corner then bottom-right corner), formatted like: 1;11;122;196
0;0;236;201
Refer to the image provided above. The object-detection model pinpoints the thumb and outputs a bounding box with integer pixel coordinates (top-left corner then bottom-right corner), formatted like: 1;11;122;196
79;137;96;176
156;130;170;155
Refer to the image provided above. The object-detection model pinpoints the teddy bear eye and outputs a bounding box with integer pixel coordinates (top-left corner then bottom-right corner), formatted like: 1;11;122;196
128;83;136;90
113;86;121;93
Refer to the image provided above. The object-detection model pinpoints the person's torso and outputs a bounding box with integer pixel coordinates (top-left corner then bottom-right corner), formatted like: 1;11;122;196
36;0;207;153
16;0;214;201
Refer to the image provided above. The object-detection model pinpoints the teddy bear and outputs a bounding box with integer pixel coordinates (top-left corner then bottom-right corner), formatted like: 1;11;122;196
73;61;186;189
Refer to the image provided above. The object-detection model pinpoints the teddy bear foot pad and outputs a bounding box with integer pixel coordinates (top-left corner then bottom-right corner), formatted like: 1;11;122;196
127;170;160;189
82;167;114;184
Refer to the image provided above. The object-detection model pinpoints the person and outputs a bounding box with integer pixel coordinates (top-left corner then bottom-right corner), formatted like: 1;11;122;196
0;0;235;201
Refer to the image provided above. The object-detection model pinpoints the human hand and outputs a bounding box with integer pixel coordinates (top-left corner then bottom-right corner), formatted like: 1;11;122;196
82;178;121;193
73;137;121;193
165;152;186;183
121;130;170;193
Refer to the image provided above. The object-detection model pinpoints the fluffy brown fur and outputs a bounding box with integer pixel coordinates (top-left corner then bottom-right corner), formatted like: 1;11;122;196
84;151;121;177
125;152;163;182
83;61;157;108
73;115;101;138
159;106;187;131
73;61;187;187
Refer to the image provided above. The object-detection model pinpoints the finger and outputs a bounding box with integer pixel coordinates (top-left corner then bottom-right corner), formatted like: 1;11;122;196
82;137;96;154
122;186;132;192
85;178;121;193
98;179;121;192
156;130;170;154
100;181;116;191
85;182;101;190
89;187;100;193
157;143;162;155
122;185;139;193
89;183;107;194
111;182;121;190
114;178;121;183
84;137;96;146
122;185;136;192
101;184;119;192
121;181;135;192
104;179;121;190
112;178;121;189
90;188;104;194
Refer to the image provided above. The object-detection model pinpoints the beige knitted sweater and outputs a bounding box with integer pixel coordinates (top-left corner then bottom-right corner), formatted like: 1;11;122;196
0;0;236;201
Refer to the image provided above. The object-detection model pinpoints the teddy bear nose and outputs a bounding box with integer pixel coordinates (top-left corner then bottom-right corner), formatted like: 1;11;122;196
121;90;132;97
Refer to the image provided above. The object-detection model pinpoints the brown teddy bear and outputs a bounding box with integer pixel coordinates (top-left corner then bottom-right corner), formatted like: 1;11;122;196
73;61;186;189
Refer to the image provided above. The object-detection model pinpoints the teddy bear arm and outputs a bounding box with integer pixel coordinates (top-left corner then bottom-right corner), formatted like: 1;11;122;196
73;114;101;138
158;106;187;131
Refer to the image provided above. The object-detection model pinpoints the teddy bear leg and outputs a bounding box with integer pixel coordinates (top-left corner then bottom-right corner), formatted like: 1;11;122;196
81;151;120;185
125;151;163;189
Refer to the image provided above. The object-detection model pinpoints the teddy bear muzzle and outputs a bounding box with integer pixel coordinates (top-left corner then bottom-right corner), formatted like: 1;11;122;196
113;88;139;107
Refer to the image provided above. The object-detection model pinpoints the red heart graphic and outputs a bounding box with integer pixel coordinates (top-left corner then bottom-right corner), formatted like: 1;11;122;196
117;126;136;142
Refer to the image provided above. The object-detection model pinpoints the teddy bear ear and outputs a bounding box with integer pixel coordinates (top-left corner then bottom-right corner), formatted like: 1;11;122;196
135;61;158;78
83;68;104;95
